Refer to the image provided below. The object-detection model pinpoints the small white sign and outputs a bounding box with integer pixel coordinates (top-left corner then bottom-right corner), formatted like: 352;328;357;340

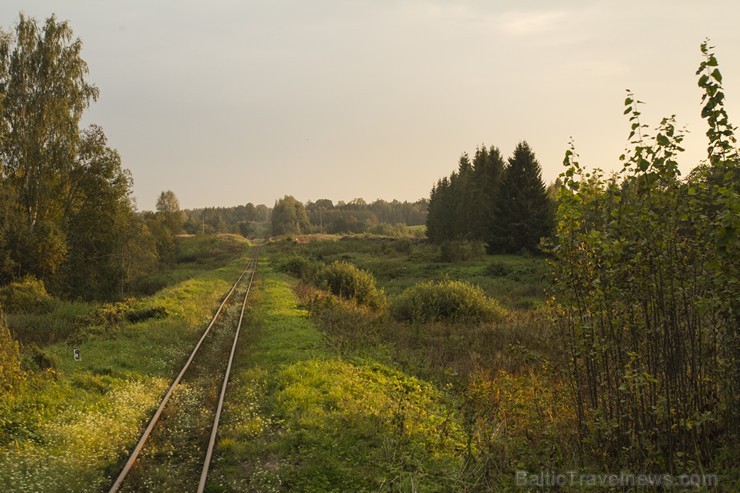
73;348;81;361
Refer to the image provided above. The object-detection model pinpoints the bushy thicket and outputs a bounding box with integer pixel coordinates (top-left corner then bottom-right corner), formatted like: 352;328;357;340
275;254;320;280
0;277;52;314
275;255;386;311
551;41;738;472
0;321;23;392
391;279;506;324
438;240;485;262
317;261;387;311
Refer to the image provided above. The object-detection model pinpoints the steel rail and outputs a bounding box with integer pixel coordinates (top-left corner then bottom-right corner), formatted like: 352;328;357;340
109;249;258;493
198;249;258;492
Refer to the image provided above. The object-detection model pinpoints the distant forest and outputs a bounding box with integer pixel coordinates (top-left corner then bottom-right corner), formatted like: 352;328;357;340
186;198;428;238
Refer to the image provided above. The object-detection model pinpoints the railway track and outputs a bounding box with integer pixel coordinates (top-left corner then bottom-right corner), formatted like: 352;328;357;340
109;248;259;493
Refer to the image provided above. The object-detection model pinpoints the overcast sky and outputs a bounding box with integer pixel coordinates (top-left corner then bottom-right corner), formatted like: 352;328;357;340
2;1;739;210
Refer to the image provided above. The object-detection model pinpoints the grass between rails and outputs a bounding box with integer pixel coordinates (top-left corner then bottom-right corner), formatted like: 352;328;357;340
210;266;469;492
119;282;253;492
0;235;252;493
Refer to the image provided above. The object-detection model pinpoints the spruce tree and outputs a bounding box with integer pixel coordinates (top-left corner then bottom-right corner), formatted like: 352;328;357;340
488;142;553;253
450;153;475;239
471;145;505;240
426;177;454;243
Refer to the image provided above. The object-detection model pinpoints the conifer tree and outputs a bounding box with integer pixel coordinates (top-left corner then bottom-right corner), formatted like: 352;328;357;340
426;177;454;243
448;154;473;239
487;142;553;253
471;145;505;240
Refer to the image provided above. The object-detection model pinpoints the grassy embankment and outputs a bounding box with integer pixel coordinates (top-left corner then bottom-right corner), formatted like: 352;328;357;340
0;235;251;492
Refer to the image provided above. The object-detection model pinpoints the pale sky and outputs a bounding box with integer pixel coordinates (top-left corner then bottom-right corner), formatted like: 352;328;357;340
2;1;739;210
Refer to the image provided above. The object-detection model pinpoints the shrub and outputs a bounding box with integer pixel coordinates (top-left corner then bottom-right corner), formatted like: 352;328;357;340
485;261;510;277
20;343;57;373
317;261;386;311
0;276;53;314
0;320;24;392
79;298;136;326
439;240;485;263
391;279;506;324
275;254;320;280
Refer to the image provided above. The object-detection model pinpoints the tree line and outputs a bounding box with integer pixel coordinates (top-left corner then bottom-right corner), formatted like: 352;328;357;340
182;203;271;237
426;142;555;253
271;197;427;237
0;15;182;300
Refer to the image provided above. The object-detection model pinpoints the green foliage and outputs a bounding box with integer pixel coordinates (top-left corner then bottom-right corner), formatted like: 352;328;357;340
156;190;185;234
551;41;738;472
295;246;573;488
308;198;428;235
0;276;52;314
438;239;485;262
6;301;92;345
427;143;555;251
271;195;310;236
0;14;159;299
274;253;320;280
318;261;387;311
0;320;23;392
272;238;548;310
0;14;97;279
20;343;58;373
75;298;167;331
464;368;579;485
55;126;138;299
182;203;271;237
697;40;738;164
427;147;504;244
392;279;506;324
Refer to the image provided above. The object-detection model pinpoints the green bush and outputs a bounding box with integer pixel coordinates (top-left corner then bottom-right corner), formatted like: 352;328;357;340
275;254;320;280
0;321;24;392
318;261;386;311
391;279;506;324
439;240;485;263
20;343;57;373
0;276;52;314
485;260;510;277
